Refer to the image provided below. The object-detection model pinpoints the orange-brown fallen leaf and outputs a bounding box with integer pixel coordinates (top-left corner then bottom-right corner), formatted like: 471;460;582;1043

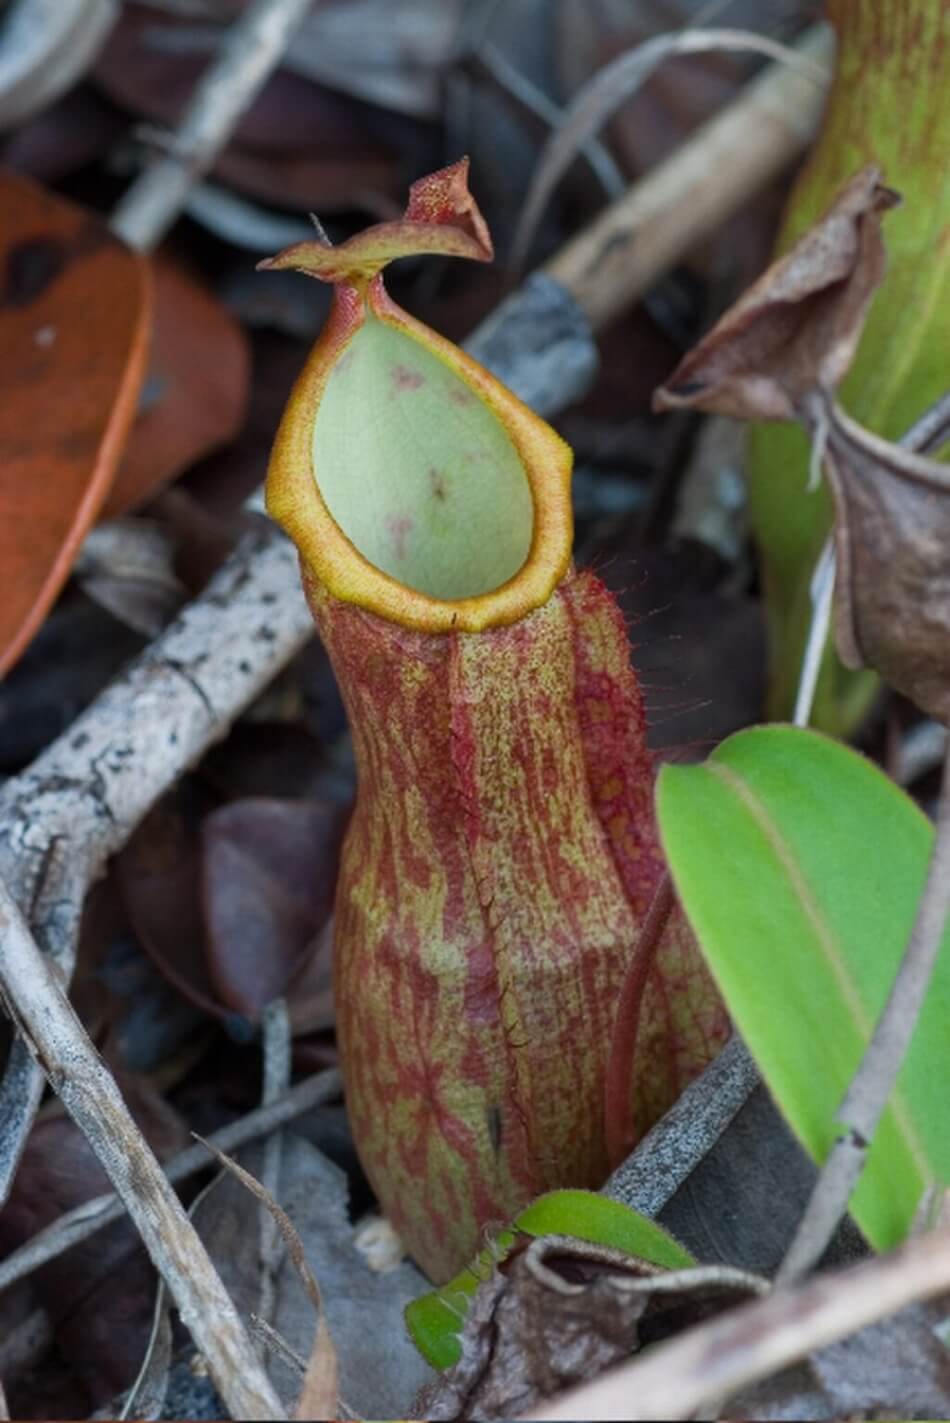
103;257;250;519
0;170;150;674
653;166;899;423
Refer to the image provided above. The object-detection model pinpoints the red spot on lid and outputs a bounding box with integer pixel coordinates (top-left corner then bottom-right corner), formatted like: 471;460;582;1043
391;363;424;393
385;512;414;559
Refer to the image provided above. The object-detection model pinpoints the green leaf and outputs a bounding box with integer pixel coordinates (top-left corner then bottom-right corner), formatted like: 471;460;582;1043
404;1188;693;1371
657;725;950;1251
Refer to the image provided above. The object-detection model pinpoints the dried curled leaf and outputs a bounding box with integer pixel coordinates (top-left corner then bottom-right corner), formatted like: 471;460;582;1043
653;165;950;725
415;1235;766;1420
746;1;950;733
653;166;899;421
808;393;950;726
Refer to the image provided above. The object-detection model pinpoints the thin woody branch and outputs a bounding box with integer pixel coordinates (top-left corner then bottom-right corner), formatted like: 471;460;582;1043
0;874;284;1421
0;1069;341;1296
0;522;313;1201
110;0;316;252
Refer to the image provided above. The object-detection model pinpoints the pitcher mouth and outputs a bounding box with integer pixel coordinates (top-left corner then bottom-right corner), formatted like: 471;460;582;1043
266;276;574;634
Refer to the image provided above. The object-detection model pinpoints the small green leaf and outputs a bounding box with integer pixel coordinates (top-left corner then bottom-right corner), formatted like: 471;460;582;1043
404;1188;693;1371
657;725;950;1251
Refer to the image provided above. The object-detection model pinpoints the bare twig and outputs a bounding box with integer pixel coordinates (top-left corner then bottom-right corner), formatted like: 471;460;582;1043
0;878;284;1419
110;0;314;250
896;721;948;789
0;523;312;1202
527;1221;950;1420
118;1165;236;1421
472;41;626;204
514;23;831;280
777;738;950;1282
542;24;832;329
251;1315;308;1376
259;998;293;1325
0;1069;340;1295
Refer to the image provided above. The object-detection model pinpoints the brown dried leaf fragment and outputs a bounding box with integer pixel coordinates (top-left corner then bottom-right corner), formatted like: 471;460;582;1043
651;164;950;726
653;166;899;421
806;392;950;727
415;1235;766;1421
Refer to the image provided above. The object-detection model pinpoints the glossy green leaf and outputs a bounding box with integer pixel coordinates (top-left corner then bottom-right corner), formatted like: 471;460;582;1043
657;725;950;1251
404;1188;693;1371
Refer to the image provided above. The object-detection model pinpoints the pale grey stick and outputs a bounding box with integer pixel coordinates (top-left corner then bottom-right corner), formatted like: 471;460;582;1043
0;877;284;1420
117;1166;234;1422
475;40;625;203
518;24;831;285
110;0;315;250
0;1069;341;1295
778;740;950;1283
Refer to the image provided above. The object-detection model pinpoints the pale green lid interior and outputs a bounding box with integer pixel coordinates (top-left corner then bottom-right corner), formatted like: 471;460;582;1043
311;313;534;600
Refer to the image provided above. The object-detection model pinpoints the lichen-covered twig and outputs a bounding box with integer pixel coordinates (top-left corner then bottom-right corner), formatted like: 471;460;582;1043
0;522;313;1200
603;1034;759;1219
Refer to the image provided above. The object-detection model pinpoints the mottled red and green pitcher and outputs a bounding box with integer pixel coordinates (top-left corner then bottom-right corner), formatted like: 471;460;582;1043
263;160;728;1282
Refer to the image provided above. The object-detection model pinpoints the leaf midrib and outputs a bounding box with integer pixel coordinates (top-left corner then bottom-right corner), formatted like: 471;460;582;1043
708;758;931;1184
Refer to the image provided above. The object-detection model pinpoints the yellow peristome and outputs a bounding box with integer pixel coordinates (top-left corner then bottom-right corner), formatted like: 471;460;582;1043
266;278;573;634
